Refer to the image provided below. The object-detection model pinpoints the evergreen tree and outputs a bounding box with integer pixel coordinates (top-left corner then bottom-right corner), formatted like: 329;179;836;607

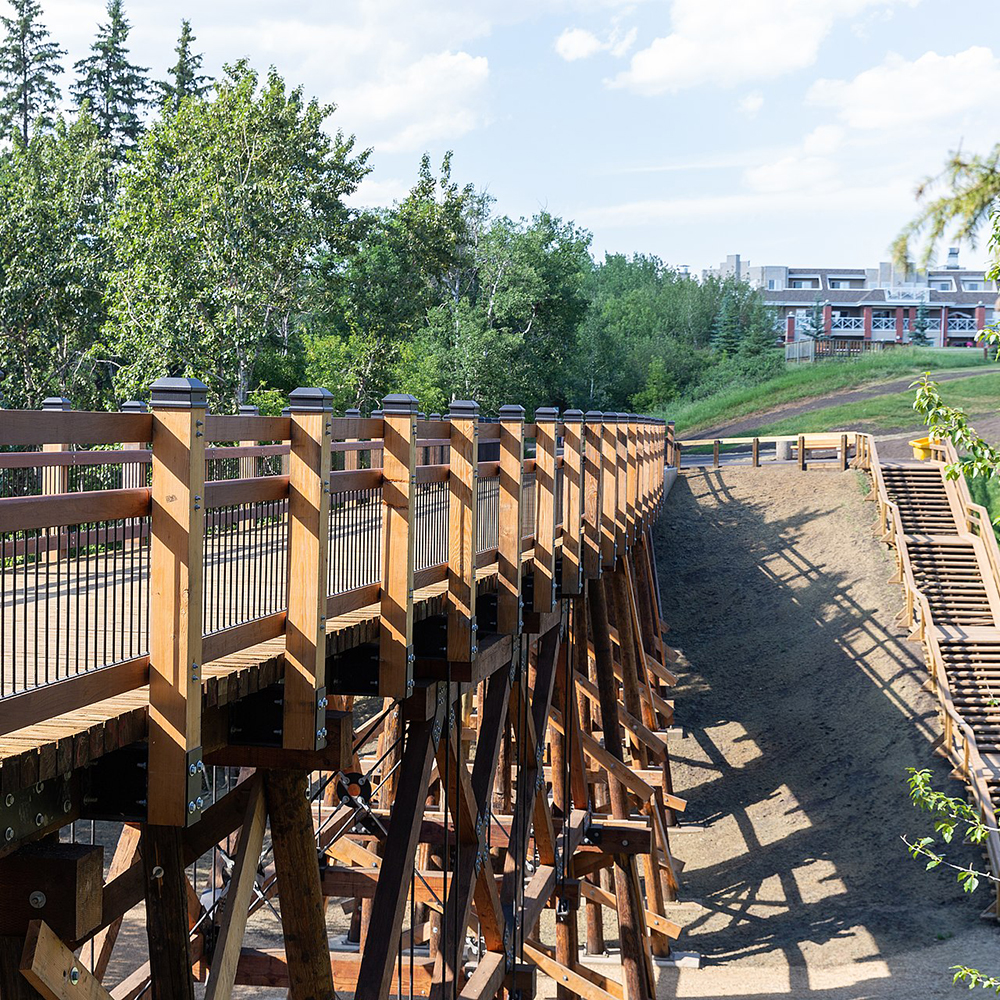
800;296;826;340
72;0;148;159
156;20;210;111
911;301;931;346
711;293;741;355
0;0;65;144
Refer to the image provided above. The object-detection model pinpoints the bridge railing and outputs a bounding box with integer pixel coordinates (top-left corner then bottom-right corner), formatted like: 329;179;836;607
0;387;667;825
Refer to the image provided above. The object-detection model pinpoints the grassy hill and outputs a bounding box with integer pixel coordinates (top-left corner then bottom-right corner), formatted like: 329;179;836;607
666;347;993;434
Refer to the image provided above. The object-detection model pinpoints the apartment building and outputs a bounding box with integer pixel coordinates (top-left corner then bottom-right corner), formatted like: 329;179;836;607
710;251;996;346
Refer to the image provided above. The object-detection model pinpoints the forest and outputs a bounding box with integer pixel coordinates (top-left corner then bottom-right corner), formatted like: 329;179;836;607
0;0;782;416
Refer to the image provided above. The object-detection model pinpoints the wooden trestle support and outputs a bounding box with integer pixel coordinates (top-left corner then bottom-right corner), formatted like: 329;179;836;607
0;387;685;1000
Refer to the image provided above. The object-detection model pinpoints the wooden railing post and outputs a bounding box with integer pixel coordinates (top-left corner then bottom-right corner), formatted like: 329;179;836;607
626;414;639;550
534;407;558;614
284;386;334;750
120;399;148;490
561;410;584;596
615;413;628;556
148;377;207;827
237;403;259;480
41;396;71;498
600;414;618;571
498;404;525;635
344;408;361;472
752;437;760;467
666;420;675;468
798;434;807;471
379;393;418;699
583;411;604;581
448;400;479;664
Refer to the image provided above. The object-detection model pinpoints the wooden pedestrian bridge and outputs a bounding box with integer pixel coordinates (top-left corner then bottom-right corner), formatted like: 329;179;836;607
0;381;683;1000
2;378;998;1000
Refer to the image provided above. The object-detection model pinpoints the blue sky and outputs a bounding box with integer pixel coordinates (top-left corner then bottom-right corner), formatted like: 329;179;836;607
45;0;1000;273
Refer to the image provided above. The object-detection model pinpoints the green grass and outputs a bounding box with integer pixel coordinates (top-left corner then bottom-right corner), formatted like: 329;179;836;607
740;370;1000;437
666;347;993;434
966;474;1000;540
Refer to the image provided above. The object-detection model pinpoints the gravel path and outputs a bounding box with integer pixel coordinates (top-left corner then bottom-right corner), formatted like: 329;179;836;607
649;468;998;998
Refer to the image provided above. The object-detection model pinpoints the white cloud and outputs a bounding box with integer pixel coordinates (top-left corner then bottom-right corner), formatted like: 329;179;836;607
744;154;839;195
554;21;636;61
738;92;764;117
336;51;490;153
802;124;846;156
346;175;412;208
556;28;604;61
807;47;1000;130
608;0;918;95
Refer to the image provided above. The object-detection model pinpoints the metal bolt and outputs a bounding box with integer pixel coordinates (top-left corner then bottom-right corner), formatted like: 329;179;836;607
69;968;80;985
195;797;204;810
197;761;205;773
189;764;197;776
34;813;43;827
62;800;72;814
34;782;44;794
4;793;12;807
4;828;11;842
188;801;196;814
29;890;46;908
152;866;164;879
622;839;629;847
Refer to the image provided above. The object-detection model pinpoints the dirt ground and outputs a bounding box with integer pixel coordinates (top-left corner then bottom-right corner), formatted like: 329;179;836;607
651;467;999;999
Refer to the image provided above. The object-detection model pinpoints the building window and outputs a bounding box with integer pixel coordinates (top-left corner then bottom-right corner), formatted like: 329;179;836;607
829;280;841;289
965;281;982;291
767;279;775;289
930;280;952;291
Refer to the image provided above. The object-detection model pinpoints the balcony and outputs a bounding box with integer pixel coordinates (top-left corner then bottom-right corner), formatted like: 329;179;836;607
948;316;979;333
831;316;864;332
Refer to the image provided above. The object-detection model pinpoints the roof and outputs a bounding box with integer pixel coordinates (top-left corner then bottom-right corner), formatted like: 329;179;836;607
763;289;994;307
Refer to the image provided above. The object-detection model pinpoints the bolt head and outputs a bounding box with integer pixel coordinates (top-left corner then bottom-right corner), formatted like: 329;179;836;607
69;968;80;985
4;827;12;842
188;801;196;814
34;813;43;827
152;865;164;879
28;890;45;909
3;793;12;807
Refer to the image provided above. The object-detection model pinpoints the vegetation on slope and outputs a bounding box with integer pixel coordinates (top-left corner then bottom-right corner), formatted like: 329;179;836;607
667;348;993;434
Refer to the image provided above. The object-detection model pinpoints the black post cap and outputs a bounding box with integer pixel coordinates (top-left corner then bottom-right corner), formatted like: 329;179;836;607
562;409;584;422
288;387;334;413
344;408;362;418
534;407;559;422
584;410;603;421
498;404;525;420
238;403;260;416
370;409;383;418
449;400;479;418
42;396;72;410
120;399;147;413
150;377;208;409
381;393;419;415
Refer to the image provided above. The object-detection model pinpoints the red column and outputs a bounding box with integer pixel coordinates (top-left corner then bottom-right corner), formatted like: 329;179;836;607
823;303;833;336
907;308;916;341
786;313;795;343
895;307;904;343
863;306;872;340
975;303;986;343
940;306;949;346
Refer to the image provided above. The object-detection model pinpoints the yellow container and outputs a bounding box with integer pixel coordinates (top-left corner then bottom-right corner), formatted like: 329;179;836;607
908;437;932;460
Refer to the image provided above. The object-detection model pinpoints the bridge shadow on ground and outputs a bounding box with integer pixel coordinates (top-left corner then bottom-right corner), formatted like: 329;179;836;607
651;469;992;998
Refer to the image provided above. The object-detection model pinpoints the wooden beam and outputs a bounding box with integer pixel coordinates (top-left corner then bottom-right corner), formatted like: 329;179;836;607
142;824;195;1000
448;401;478;664
148;376;207;827
204;778;267;1000
583;412;604;581
533;407;558;613
264;770;334;999
561;410;585;596
354;707;442;1000
87;825;141;981
284;387;334;750
19;920;114;1000
498;404;525;634
600;416;618;571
